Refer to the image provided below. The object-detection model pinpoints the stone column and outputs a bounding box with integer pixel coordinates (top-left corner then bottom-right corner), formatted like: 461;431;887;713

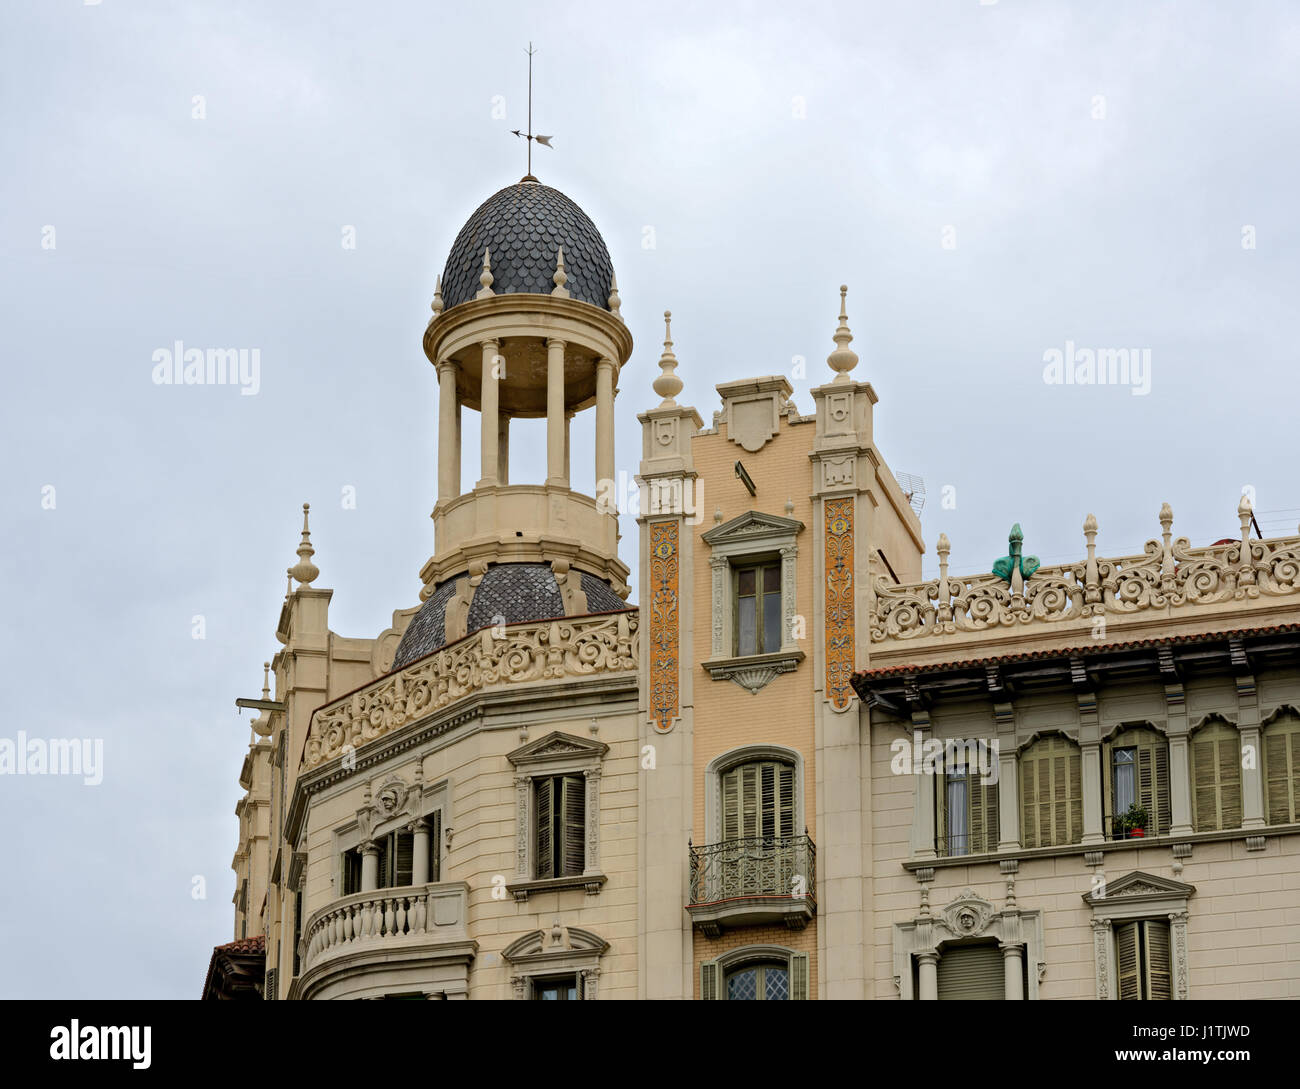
595;358;616;493
1240;725;1265;828
910;726;937;861
916;952;939;1000
997;744;1020;851
1169;735;1193;836
546;338;567;486
1002;943;1025;1000
361;842;379;893
1081;742;1104;844
437;360;459;502
411;819;430;886
498;414;510;486
478;339;500;487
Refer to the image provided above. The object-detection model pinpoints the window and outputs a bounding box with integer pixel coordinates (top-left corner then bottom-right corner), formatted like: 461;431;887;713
1020;734;1082;847
1264;711;1300;825
700;950;809;1000
938;760;998;856
532;975;581;1001
292;888;303;977
935;942;1005;1001
1191;719;1242;832
535;774;585;880
734;561;781;657
1115;920;1171;1000
340;813;441;895
721;760;795;841
1103;726;1170;838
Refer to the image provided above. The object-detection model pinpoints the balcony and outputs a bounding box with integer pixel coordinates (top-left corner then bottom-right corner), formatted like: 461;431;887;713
292;882;476;1000
688;835;816;937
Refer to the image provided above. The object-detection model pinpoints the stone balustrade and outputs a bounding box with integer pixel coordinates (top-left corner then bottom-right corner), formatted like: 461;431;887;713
871;500;1300;647
304;609;638;769
302;882;469;973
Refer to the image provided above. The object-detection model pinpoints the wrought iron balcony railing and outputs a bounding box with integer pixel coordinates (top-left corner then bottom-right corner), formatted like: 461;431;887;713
688;835;816;935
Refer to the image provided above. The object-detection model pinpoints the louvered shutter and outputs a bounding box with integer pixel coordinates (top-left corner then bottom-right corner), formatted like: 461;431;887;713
535;776;554;879
1146;921;1172;1001
1264;716;1300;825
1021;736;1083;847
778;764;795;838
741;763;759;837
561;774;586;877
936;767;949;854
375;836;390;888
428;810;442;882
761;763;776;837
1116;922;1140;1000
722;761;795;842
788;953;810;1000
721;768;740;840
700;959;721;1000
972;774;998;854
936;943;1005;1000
393;830;414;887
1192;722;1243;832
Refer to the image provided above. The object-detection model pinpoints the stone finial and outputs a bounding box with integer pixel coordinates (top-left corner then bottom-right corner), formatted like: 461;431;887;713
937;532;951;570
431;274;444;316
784;497;795;515
1158;502;1175;577
476;248;494;299
1238;492;1254;522
551;246;570;298
827;284;859;382
261;661;271;700
251;661;274;737
288;503;320;586
652;310;683;405
607;271;622;320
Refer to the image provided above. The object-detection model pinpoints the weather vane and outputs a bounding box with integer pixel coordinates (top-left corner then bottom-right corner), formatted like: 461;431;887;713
511;42;553;180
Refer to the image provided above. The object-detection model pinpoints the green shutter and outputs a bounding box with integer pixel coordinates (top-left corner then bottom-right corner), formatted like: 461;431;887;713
1146;920;1172;1001
1116;922;1140;1000
535;777;554;879
428;810;442;882
700;959;720;1000
790;953;810;1000
1020;736;1083;847
936;943;1005;1000
561;775;586;877
1264;714;1300;825
394;830;414;887
1192;722;1242;832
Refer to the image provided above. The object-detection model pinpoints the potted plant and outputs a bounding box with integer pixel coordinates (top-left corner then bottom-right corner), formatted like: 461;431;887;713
1119;804;1149;838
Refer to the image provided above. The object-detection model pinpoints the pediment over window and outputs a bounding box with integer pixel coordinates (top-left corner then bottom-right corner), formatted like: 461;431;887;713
507;731;609;769
703;510;804;549
1082;870;1195;906
502;925;610;964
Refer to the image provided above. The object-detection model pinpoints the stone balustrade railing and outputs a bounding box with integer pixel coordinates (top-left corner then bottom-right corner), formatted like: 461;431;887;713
302;882;468;972
871;500;1300;644
305;609;638;769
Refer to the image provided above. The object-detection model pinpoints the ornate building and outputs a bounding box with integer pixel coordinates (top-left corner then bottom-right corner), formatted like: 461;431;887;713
214;172;1300;1000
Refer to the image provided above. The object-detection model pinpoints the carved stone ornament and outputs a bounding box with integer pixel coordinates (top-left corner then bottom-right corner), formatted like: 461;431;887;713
939;889;995;939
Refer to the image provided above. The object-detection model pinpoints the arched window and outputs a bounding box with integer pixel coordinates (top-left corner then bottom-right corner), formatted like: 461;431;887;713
1019;734;1082;847
1190;717;1242;832
1263;709;1300;825
700;946;809;1001
1103;725;1171;839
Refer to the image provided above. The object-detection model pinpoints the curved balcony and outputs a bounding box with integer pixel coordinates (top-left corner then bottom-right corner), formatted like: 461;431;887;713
292;882;476;1000
688;835;817;937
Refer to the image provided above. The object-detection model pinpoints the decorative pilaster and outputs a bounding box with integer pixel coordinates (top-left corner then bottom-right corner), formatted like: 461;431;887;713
1092;918;1112;1000
583;767;601;878
648;521;680;733
910;724;938;861
824;497;855;711
1081;742;1104;844
514;775;530;882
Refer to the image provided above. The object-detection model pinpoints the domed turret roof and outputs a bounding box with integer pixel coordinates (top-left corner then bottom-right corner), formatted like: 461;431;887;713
391;563;628;671
440;180;614;311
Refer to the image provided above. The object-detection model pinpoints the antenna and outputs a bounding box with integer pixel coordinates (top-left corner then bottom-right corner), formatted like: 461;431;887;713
896;472;926;517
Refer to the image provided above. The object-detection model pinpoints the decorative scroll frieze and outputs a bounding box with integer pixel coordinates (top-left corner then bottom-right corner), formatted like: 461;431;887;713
871;501;1300;643
824;498;855;710
304;610;638;769
649;522;680;732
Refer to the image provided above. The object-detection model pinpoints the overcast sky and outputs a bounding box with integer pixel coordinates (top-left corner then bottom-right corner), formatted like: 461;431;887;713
2;1;1298;998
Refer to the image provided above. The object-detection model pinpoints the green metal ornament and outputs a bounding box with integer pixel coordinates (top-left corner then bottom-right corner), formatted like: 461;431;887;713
992;523;1040;584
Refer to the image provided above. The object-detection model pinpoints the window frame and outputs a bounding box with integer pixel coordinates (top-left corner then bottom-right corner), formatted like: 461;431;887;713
705;744;805;846
700;945;809;1001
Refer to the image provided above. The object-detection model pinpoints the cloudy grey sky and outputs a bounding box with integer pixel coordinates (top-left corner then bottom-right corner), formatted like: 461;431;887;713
2;1;1298;998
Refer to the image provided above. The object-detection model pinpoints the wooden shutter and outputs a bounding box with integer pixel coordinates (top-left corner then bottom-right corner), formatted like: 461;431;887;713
778;764;795;838
722;761;795;841
1116;922;1140;1000
535;777;554;879
393;830;414;887
935;943;1005;1000
700;959;721;1000
561;774;586;877
342;849;361;896
428;810;442;882
971;773;998;854
1146;921;1172;1000
1264;715;1300;825
1020;736;1082;847
1107;727;1171;835
375;837;390;888
721;767;740;840
1192;721;1243;832
790;953;810;1000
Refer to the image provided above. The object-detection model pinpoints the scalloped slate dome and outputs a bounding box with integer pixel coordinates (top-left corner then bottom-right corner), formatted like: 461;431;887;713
440;181;614;311
391;563;628;671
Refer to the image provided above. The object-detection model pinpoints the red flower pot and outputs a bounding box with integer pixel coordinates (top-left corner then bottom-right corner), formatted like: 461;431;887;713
1130;828;1145;838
